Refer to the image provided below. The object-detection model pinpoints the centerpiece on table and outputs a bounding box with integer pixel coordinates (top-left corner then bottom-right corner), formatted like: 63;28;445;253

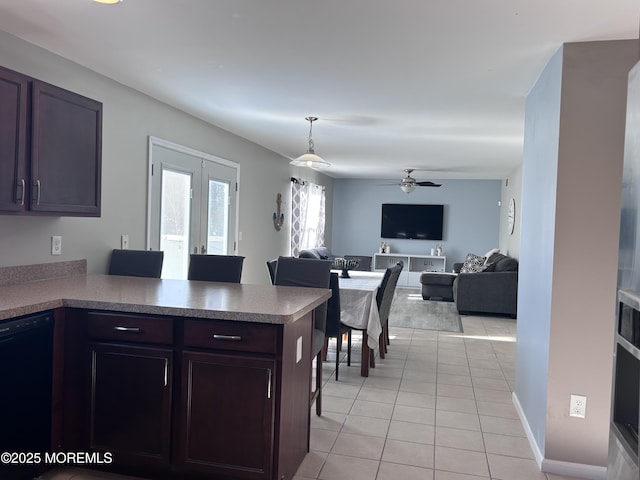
332;257;359;278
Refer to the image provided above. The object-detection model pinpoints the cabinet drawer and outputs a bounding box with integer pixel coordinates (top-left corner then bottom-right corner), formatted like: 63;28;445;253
183;319;278;354
87;312;173;345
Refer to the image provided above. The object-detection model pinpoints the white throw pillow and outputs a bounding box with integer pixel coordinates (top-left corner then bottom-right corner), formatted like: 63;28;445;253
460;253;486;273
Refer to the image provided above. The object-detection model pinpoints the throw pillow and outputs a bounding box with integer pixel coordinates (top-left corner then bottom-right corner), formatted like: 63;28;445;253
482;248;500;264
460;253;486;273
481;262;496;272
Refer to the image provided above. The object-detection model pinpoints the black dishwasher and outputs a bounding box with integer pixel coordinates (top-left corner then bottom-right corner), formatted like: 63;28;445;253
0;310;54;480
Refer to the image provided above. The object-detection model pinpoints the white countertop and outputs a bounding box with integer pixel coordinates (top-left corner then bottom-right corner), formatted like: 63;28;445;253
0;274;331;324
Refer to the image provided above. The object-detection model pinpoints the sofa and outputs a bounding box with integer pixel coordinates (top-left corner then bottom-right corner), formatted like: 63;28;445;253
298;246;336;260
452;252;518;317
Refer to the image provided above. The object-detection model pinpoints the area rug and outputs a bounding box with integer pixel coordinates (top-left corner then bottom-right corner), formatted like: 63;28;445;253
389;288;463;333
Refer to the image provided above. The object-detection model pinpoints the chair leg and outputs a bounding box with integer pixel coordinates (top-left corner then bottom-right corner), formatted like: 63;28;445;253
322;338;329;361
347;330;352;366
378;331;386;359
315;351;322;416
335;342;340;381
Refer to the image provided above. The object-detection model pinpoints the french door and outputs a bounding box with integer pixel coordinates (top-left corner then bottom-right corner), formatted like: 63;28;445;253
148;137;239;279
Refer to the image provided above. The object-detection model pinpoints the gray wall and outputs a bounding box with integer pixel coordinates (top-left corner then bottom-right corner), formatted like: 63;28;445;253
0;31;333;285
516;40;637;477
331;178;501;269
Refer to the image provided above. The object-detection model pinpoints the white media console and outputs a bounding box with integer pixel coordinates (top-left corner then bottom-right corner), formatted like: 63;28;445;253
373;253;447;288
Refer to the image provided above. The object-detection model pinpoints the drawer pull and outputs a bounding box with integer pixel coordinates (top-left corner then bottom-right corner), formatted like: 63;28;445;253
213;334;242;341
114;326;141;333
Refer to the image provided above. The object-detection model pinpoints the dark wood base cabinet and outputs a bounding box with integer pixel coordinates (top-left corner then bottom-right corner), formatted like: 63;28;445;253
178;352;275;479
90;343;172;469
58;309;313;480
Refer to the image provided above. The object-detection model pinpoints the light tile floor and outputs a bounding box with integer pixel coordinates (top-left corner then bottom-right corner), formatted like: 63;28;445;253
297;314;590;480
41;315;591;480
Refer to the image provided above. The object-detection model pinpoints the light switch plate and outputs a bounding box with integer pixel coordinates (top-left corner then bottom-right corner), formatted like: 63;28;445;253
121;234;129;250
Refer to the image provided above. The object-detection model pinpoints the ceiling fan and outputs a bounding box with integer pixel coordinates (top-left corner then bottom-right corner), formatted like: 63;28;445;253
380;169;442;193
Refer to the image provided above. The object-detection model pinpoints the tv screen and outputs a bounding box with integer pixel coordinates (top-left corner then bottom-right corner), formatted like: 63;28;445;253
381;203;444;240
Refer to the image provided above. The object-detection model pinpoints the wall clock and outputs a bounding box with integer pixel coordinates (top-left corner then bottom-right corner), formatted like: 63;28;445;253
507;198;516;235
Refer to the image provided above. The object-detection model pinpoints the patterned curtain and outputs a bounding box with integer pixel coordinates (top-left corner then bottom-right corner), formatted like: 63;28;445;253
290;178;325;256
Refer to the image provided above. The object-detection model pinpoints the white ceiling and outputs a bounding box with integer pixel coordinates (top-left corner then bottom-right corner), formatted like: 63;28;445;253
0;0;637;181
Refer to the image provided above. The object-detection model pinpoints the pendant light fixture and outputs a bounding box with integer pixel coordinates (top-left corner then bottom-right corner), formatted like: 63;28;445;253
290;117;330;169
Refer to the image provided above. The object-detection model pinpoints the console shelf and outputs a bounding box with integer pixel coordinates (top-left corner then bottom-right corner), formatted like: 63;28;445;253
373;253;446;288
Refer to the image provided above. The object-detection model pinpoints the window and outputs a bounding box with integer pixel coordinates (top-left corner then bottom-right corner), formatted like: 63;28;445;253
290;178;326;256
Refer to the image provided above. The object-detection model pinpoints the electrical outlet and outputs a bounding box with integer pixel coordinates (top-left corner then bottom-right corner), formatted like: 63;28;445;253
121;234;129;250
570;394;587;418
51;236;62;256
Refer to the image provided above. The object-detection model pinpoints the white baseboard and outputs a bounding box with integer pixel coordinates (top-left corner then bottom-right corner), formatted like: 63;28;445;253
512;392;607;480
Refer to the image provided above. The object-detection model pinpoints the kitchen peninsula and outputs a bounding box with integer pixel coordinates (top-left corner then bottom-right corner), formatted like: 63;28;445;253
0;268;330;480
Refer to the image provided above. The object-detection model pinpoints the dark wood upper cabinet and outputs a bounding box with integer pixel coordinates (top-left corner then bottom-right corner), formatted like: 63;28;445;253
0;66;28;212
31;80;102;216
0;66;102;216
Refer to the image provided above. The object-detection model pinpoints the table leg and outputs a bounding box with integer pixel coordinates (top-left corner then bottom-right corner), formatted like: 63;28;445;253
361;332;370;377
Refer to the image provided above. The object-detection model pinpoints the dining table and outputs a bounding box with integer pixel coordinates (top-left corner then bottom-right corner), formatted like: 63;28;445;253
335;270;384;377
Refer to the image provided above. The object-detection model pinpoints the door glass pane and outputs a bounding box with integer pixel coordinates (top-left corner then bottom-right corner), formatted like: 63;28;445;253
160;169;191;279
207;179;229;255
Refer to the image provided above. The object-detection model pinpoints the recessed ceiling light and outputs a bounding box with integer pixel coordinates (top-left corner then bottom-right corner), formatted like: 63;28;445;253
93;0;123;4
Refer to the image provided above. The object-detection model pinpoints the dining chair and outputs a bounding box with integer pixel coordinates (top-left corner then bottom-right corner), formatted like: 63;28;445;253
274;256;332;415
342;261;404;366
187;254;245;283
323;272;350;381
266;258;278;284
376;261;404;357
108;249;164;278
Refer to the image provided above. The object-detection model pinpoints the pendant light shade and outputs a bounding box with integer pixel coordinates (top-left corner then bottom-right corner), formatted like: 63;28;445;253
290;117;330;169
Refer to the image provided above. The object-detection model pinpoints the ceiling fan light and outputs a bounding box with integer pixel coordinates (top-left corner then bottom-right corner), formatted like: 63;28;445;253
93;0;122;4
400;184;416;193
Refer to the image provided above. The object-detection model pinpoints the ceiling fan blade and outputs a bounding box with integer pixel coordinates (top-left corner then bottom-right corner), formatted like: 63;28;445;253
415;181;441;187
377;182;402;186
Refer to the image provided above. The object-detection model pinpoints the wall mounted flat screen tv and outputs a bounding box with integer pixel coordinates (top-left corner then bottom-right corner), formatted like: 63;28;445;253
381;203;444;240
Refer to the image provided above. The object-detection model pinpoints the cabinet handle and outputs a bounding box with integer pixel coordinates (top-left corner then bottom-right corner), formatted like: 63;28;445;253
163;359;168;387
212;334;241;341
17;179;25;206
113;326;141;333
266;368;272;399
35;179;41;205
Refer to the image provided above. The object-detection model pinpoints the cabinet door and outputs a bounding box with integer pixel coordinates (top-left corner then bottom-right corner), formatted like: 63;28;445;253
90;343;172;469
178;351;275;480
31;80;102;216
0;66;28;212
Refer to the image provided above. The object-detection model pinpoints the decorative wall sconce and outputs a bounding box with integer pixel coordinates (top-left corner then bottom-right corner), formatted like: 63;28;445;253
273;193;284;231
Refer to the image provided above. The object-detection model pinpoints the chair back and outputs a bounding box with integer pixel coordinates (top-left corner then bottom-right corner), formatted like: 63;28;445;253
274;256;332;337
344;255;372;271
108;249;164;278
266;258;278;285
376;261;404;324
187;254;245;283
